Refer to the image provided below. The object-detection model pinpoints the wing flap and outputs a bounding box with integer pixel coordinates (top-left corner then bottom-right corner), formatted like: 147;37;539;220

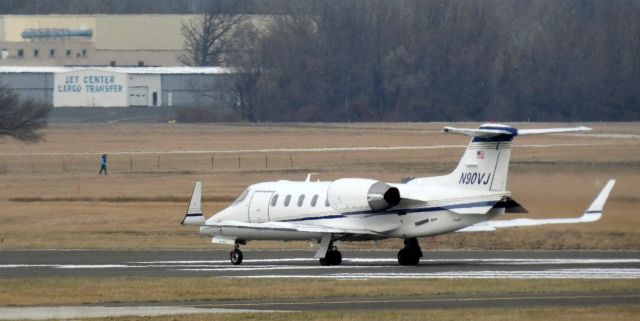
205;220;384;236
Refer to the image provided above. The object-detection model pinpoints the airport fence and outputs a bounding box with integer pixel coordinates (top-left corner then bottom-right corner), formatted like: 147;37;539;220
0;148;453;176
0;153;301;175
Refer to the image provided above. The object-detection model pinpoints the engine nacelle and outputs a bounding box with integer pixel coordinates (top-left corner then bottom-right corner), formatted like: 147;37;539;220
327;178;401;212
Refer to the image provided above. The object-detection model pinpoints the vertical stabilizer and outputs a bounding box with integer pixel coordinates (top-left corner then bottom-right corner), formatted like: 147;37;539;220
445;124;515;191
410;123;590;192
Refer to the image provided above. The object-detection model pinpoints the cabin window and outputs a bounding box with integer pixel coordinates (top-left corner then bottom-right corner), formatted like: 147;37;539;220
297;194;305;207
325;197;330;207
231;189;249;205
270;194;279;207
284;195;291;206
311;195;318;207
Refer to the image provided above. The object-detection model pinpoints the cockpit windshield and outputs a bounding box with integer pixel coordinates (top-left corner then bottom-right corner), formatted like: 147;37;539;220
231;188;250;205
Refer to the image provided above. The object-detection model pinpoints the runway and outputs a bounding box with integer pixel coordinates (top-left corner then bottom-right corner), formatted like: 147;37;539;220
2;250;639;319
2;250;639;279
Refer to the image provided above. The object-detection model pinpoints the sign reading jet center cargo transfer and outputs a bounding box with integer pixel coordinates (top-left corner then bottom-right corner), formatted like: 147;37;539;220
54;69;128;107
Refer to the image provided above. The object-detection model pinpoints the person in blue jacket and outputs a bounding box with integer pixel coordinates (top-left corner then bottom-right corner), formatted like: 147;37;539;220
99;154;108;175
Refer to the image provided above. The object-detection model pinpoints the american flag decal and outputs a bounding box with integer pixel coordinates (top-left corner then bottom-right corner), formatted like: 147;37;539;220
477;151;484;159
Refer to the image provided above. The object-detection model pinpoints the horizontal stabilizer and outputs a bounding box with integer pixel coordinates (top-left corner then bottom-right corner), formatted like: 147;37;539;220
517;126;591;135
443;125;590;137
443;126;514;137
457;179;615;232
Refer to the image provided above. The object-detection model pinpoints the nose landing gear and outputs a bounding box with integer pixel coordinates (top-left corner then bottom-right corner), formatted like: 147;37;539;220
397;238;423;266
230;244;243;265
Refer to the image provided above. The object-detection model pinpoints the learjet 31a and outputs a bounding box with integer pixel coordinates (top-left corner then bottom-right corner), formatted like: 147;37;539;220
182;123;615;266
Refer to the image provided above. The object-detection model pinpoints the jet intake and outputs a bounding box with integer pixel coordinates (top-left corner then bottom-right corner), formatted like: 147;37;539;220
327;178;401;212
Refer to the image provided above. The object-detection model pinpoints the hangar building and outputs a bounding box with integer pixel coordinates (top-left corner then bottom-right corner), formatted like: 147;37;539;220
0;66;237;108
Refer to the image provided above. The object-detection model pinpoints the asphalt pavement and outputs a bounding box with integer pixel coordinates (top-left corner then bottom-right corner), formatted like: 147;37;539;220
1;249;639;279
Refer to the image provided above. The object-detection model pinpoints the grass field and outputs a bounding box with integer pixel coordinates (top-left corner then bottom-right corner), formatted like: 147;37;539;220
0;122;638;250
1;278;638;320
1;278;639;306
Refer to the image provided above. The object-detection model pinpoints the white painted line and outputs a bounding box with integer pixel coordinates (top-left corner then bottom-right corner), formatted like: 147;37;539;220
233;268;640;280
0;264;147;269
178;265;388;272
135;258;640;265
133;258;319;264
2;258;639;270
0;306;279;320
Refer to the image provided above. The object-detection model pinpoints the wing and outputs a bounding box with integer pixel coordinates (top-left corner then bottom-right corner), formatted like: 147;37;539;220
205;220;384;236
206;220;384;259
457;179;615;232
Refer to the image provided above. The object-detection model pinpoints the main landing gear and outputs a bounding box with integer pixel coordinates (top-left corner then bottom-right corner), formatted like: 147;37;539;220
230;244;243;265
397;238;423;266
319;244;342;266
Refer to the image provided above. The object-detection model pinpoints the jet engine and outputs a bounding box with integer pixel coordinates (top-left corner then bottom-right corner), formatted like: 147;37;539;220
327;178;401;212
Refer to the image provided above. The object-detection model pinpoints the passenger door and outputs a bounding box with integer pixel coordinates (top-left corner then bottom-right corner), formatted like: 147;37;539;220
248;191;273;222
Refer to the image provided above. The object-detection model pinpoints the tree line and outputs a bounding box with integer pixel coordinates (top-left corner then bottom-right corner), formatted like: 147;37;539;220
0;0;291;15
4;0;639;122
221;0;640;122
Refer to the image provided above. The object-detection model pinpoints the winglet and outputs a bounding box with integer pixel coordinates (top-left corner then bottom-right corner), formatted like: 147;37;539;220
181;182;205;226
579;179;616;222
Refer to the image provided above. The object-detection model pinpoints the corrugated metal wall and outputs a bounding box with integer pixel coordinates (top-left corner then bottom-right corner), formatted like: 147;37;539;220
161;74;236;108
0;72;53;103
0;72;237;108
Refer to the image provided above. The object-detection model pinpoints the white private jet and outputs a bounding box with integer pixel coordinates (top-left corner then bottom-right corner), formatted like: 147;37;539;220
181;123;616;266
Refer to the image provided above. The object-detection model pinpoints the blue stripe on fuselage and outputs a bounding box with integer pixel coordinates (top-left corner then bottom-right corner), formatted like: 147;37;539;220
280;214;346;222
279;200;499;222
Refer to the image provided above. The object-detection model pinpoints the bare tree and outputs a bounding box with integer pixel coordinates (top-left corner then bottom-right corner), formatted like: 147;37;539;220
178;13;245;66
0;87;51;142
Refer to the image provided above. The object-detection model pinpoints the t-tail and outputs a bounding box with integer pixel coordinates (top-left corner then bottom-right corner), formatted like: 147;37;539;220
413;123;591;191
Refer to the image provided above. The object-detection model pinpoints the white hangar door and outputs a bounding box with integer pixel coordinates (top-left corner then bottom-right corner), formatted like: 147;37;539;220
129;86;148;106
248;191;273;223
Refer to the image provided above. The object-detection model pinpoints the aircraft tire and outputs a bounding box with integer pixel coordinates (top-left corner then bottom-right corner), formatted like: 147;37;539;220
230;248;243;265
330;250;342;265
397;248;420;266
319;250;342;266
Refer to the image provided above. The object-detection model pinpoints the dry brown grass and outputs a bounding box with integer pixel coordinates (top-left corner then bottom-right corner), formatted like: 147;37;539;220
1;278;638;306
0;122;638;250
87;306;640;321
